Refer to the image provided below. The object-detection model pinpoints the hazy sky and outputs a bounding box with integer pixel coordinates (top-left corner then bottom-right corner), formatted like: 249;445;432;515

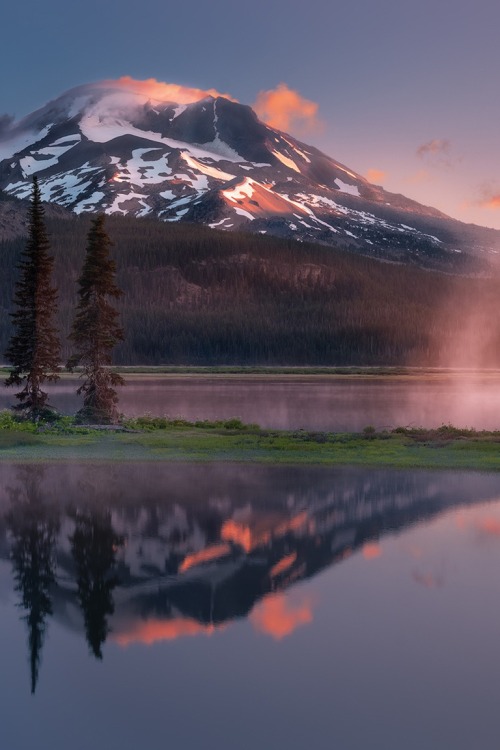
2;0;500;228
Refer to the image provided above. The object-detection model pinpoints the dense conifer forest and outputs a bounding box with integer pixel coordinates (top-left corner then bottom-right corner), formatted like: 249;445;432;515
2;214;500;366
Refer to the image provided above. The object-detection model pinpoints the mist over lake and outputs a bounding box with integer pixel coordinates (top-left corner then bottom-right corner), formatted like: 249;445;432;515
2;372;500;431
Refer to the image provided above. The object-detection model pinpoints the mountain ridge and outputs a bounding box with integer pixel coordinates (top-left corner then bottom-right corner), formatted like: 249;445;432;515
1;79;499;268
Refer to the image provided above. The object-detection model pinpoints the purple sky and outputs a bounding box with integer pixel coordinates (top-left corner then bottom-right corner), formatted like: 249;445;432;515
2;0;500;228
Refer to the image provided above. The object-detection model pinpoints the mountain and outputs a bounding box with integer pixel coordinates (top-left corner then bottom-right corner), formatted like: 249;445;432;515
1;79;499;268
1;463;499;657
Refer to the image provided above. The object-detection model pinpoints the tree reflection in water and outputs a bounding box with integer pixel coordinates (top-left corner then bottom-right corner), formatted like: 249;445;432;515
70;509;123;659
7;466;59;694
4;462;500;695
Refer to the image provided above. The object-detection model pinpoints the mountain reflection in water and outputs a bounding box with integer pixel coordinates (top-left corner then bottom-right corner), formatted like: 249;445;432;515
1;462;500;694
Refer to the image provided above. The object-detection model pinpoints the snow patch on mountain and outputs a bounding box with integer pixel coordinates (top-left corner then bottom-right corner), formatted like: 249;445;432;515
111;148;172;185
271;149;300;173
171;104;187;120
0;78;498;267
0;125;51;161
223;177;255;201
282;138;311;164
20;139;79;176
20;154;61;175
74;190;106;213
334;179;360;196
332;163;360;180
181;153;234;181
51;135;81;146
197;136;244;163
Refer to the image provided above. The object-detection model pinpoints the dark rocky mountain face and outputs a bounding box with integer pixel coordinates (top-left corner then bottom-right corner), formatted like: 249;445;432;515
0;190;72;240
1;80;499;269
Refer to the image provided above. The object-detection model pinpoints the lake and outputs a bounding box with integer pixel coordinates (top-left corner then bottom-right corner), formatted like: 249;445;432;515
2;371;500;430
1;462;500;749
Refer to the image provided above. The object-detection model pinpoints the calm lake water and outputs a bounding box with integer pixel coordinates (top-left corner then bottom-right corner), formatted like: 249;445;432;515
2;372;500;430
1;462;500;749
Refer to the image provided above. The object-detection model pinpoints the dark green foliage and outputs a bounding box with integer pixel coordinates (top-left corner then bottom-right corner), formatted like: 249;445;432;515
2;213;500;366
67;215;123;423
124;415;258;431
4;178;60;419
391;424;500;442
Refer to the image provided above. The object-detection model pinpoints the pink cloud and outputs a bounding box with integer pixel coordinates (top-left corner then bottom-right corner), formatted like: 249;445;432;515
253;83;322;135
113;617;223;647
477;517;500;535
416;139;450;159
365;168;386;184
483;196;500;209
405;168;431;185
106;76;237;104
250;591;313;640
415;139;459;171
362;542;382;559
412;570;444;589
477;183;500;210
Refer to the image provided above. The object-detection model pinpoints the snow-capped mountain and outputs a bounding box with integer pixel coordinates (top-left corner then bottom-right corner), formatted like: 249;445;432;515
1;79;499;266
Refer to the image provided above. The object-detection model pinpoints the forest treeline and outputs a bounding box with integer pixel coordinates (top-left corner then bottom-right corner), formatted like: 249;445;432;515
2;214;500;366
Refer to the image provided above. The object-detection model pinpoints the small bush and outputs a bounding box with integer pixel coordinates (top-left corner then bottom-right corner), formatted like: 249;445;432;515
123;414;260;432
222;418;246;430
0;410;36;431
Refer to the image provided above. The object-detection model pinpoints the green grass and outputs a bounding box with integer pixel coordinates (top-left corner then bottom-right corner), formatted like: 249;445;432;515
1;412;500;469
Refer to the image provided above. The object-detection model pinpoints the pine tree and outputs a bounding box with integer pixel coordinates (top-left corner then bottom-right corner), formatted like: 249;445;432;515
4;177;60;420
67;214;124;423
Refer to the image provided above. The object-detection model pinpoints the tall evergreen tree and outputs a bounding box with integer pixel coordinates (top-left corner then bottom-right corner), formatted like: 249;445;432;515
67;214;123;423
4;177;60;420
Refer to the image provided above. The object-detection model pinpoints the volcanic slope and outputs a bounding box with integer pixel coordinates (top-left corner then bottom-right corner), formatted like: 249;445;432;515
1;79;499;270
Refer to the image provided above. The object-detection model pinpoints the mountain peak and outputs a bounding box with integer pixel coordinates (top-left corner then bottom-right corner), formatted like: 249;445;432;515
0;78;499;268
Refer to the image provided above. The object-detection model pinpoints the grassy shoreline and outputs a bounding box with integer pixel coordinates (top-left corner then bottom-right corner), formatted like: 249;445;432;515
1;416;500;470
